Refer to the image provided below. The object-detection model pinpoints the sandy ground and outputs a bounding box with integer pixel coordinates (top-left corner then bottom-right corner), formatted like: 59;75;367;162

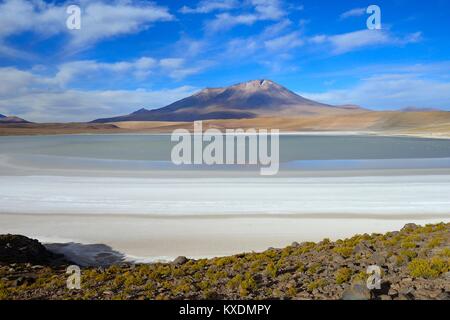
1;111;450;138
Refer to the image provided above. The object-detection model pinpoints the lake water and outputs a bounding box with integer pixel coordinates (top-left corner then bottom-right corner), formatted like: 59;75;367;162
1;134;450;173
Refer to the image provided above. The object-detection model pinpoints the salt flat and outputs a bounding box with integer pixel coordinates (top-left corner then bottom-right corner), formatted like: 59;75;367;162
1;175;450;216
0;174;449;262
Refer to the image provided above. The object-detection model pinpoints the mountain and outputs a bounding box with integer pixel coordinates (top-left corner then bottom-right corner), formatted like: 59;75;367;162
401;106;440;112
0;114;30;124
93;80;362;123
337;104;367;110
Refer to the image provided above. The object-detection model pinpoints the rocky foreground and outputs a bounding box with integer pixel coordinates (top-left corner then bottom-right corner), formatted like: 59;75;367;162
0;223;449;300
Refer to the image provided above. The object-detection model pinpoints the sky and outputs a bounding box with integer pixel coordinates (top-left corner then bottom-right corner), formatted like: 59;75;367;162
0;0;450;122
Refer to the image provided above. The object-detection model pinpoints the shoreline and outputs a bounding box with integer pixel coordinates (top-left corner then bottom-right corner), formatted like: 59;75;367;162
1;212;448;263
2;212;450;220
1;129;450;140
1;222;448;300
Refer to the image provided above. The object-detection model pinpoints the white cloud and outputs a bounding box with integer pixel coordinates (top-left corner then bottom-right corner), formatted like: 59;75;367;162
0;51;214;121
222;19;302;65
0;87;197;123
159;58;185;69
262;19;292;37
54;57;158;85
301;73;450;110
310;29;422;54
207;13;259;31
0;0;174;55
0;66;197;122
159;58;211;80
340;7;366;20
48;56;207;86
264;32;303;51
68;1;174;49
252;0;284;20
180;0;238;14
0;0;64;38
206;0;285;31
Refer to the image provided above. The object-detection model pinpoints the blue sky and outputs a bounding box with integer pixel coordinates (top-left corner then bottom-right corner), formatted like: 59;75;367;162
1;0;450;122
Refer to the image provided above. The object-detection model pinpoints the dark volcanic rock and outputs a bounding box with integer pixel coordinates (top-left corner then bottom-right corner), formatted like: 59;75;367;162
173;256;189;265
0;234;66;266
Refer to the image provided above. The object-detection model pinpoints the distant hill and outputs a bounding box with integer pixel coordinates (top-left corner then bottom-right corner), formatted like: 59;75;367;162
93;80;363;123
401;107;440;112
0;114;30;124
337;104;368;110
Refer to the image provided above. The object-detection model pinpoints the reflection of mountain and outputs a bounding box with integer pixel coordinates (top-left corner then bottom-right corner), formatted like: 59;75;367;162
0;114;30;124
93;79;363;123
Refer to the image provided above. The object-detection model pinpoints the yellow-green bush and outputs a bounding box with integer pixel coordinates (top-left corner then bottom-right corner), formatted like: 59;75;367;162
286;286;297;297
401;241;417;249
352;271;368;283
307;263;321;275
226;274;242;290
0;290;9;300
427;237;443;249
439;248;450;257
333;246;354;258
408;257;449;278
265;262;278;278
335;267;353;284
400;249;418;260
307;279;327;291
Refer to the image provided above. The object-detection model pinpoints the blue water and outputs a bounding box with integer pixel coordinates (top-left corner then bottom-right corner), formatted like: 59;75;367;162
1;134;450;171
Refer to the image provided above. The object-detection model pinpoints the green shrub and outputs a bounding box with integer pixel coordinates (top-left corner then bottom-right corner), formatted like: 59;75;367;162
227;274;242;290
307;263;321;275
335;267;353;284
400;249;417;260
401;241;416;249
439;248;450;257
408;257;449;278
240;277;257;291
333;246;354;258
0;289;8;300
427;237;443;249
287;286;297;297
265;262;278;278
173;281;191;295
352;271;368;283
297;262;305;273
395;255;405;266
307;279;327;291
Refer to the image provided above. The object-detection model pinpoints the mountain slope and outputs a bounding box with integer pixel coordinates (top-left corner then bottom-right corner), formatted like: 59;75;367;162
0;114;30;124
93;80;361;123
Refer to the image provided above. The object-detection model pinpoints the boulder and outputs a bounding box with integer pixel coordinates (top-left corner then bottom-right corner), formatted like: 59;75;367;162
0;234;66;265
173;256;189;265
401;223;418;232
